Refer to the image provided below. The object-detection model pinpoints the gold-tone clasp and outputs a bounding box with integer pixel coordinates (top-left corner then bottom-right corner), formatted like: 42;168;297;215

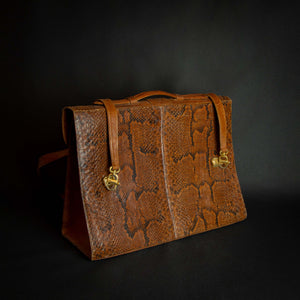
103;166;120;191
211;151;230;169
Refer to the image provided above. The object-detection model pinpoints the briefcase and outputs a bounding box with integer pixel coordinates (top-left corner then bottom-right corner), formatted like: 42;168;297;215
38;90;247;260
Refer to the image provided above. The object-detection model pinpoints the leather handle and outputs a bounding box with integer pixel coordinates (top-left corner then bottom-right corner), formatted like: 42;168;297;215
94;91;180;106
126;90;181;103
94;90;208;106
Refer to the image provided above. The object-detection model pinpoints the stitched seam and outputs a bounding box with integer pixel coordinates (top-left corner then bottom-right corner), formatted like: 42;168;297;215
160;106;177;238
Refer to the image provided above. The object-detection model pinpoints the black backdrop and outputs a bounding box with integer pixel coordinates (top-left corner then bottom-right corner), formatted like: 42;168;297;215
2;1;299;299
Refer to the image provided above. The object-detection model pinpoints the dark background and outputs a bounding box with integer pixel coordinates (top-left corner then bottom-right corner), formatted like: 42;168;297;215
2;1;299;299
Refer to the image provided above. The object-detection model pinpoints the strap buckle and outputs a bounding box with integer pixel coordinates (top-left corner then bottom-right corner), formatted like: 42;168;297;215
103;166;120;191
212;151;230;169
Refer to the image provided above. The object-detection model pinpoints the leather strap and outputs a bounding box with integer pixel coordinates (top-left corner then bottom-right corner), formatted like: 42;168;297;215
207;93;228;153
99;99;120;170
37;148;69;174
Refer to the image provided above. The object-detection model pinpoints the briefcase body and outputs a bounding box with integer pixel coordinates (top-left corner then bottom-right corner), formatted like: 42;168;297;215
41;91;247;260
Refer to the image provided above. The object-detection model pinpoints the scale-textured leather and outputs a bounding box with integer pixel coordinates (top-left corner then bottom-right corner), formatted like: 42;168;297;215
61;95;247;260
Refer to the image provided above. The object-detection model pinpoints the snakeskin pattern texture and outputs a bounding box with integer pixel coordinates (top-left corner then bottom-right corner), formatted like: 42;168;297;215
62;97;247;260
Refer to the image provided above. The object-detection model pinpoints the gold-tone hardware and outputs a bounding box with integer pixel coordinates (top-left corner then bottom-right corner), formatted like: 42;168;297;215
103;166;120;191
211;151;230;169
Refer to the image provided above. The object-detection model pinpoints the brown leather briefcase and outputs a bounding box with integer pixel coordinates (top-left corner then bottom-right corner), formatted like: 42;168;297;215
39;90;247;260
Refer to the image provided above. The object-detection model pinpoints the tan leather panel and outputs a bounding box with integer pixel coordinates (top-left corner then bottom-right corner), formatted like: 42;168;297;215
162;101;246;239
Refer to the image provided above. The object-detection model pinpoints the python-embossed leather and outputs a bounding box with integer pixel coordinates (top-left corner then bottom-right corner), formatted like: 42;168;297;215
40;91;247;260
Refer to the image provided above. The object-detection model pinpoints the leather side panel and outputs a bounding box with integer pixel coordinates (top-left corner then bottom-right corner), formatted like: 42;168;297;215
62;109;91;258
